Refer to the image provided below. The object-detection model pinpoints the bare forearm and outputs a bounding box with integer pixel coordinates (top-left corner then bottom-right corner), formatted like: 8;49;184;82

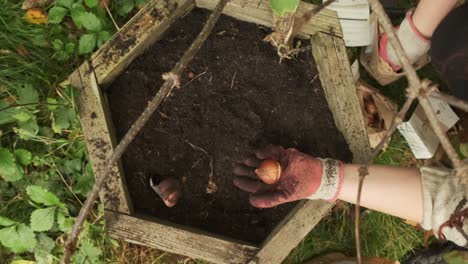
338;164;423;223
412;0;459;37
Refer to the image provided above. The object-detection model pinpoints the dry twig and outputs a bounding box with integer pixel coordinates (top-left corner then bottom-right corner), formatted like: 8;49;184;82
61;0;229;262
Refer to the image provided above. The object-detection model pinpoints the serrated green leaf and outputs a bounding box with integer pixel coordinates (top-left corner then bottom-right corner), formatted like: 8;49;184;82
62;159;81;174
12;110;32;122
57;211;74;232
56;0;73;8
97;30;111;47
15;83;39;107
14;149;32;166
73;163;94;196
71;3;86;28
48;6;69;24
30;207;56;232
80;12;102;32
116;0;134;16
34;233;55;264
0;215;16;226
78;33;97;54
85;0;99;8
26;185;61;206
72;239;103;264
52;107;76;133
269;0;300;16
0;224;36;253
0;148;23;182
0;100;20;125
15;118;39;140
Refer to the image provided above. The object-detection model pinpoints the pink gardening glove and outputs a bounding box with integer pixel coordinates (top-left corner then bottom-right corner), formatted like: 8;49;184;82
379;9;430;71
233;145;344;208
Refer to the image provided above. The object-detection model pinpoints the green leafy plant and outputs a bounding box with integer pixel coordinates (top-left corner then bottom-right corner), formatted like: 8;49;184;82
47;0;113;56
269;0;300;16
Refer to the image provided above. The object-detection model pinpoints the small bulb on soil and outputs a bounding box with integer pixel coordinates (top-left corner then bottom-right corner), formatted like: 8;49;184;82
150;177;182;207
187;71;195;79
255;160;281;184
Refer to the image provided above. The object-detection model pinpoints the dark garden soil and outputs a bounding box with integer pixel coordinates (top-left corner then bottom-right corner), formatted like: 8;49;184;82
107;8;351;244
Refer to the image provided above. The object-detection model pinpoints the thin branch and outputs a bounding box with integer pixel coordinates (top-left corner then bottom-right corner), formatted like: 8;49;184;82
293;0;336;35
61;0;229;263
103;1;120;31
430;90;468;112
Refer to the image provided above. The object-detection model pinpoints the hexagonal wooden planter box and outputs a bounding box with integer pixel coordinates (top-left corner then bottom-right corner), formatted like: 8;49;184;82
69;0;372;263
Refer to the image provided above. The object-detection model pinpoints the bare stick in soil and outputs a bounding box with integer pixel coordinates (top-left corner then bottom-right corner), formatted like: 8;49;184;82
61;0;229;262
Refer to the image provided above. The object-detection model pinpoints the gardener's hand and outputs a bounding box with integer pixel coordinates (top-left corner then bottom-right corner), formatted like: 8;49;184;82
233;145;344;208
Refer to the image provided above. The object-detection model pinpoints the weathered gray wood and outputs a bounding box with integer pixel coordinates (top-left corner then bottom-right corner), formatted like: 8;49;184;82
69;61;131;213
92;0;195;88
196;0;343;38
256;200;332;263
256;33;372;264
311;32;372;163
105;211;259;264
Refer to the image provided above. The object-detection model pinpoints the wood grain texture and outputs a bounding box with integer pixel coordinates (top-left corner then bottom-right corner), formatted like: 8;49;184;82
256;200;332;264
105;211;259;264
69;61;131;213
91;0;195;88
196;0;343;38
311;32;371;163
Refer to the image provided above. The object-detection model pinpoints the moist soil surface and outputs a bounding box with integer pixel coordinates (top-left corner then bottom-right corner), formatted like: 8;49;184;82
107;9;351;244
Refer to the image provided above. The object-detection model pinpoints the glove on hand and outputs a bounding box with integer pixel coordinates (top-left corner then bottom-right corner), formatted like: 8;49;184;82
233;145;344;208
380;9;431;71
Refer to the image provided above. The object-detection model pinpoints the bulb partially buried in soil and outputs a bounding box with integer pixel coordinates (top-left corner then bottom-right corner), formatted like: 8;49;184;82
150;177;182;207
255;159;282;184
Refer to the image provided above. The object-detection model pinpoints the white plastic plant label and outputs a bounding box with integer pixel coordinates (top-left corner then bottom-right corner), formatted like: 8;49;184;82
398;96;459;159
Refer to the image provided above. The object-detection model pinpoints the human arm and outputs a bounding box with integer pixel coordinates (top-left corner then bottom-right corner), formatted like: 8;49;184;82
381;0;459;70
233;145;423;222
411;0;459;38
234;146;467;246
339;164;423;223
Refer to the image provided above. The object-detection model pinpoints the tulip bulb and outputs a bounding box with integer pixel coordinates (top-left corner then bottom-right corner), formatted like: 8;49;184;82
255;159;281;184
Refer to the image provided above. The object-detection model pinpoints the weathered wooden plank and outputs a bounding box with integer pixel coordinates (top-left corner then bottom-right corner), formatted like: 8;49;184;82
91;0;195;88
105;211;259;264
69;62;131;213
256;33;372;263
196;0;343;38
311;32;372;163
256;200;332;263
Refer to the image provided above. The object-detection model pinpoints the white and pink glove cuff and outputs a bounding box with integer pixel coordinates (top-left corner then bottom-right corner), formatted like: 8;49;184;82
307;159;344;202
379;9;431;71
